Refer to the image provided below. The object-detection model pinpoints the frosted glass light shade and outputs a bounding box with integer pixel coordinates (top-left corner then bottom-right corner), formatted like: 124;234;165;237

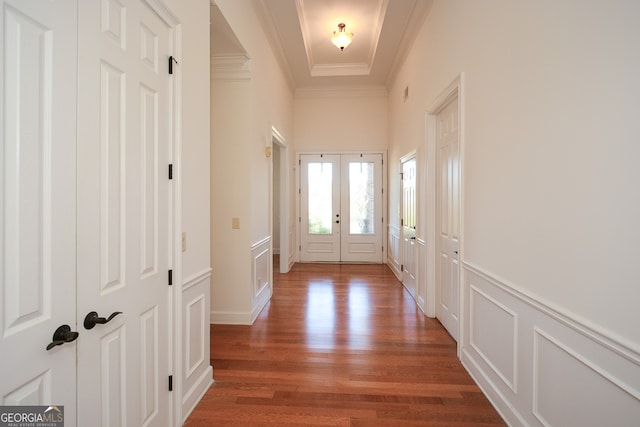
331;24;353;51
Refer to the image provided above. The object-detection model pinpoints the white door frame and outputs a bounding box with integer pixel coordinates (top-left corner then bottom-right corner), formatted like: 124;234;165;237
296;150;387;263
425;74;465;350
269;126;291;274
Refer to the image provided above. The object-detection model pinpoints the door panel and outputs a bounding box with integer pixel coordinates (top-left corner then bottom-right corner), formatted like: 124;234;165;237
77;0;173;425
300;155;341;262
436;97;460;341
300;154;383;263
401;158;417;298
0;0;77;423
341;154;383;263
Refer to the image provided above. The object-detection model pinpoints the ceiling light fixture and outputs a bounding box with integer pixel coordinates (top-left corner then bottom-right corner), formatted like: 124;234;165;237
331;23;353;52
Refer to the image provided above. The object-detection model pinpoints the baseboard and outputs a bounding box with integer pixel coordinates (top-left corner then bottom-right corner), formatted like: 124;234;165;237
181;365;213;424
210;310;253;325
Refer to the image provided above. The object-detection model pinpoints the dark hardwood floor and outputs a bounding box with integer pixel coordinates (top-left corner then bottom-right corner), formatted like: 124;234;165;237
185;260;505;426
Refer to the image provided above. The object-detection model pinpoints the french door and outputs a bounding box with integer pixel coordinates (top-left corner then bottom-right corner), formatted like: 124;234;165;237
300;154;383;263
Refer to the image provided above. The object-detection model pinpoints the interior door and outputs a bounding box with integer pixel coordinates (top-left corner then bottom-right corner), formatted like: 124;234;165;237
76;0;173;424
340;154;383;263
401;158;417;298
0;0;78;424
300;154;383;263
436;97;460;341
300;155;341;262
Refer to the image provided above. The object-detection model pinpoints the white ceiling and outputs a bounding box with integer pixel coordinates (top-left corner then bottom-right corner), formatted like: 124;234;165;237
211;0;433;90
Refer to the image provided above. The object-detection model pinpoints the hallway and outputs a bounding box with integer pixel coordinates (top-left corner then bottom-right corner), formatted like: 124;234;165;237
186;263;505;426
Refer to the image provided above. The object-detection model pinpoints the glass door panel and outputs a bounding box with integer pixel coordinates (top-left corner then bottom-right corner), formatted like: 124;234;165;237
300;155;341;262
307;162;333;234
348;162;375;235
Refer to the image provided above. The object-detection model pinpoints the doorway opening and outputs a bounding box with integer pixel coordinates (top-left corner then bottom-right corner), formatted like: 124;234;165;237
270;127;291;274
299;153;385;263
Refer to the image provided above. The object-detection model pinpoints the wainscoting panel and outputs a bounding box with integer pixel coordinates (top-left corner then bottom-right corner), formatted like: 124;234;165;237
288;224;296;270
181;268;213;422
251;237;272;323
469;285;518;393
532;328;640;426
417;238;427;312
461;262;640;426
388;225;401;279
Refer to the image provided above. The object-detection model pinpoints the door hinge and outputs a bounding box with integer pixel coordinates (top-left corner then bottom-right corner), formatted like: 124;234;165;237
299;188;301;194
168;164;173;180
299;216;301;223
299;245;301;251
401;264;404;272
168;375;173;391
400;172;404;179
168;269;173;286
299;159;301;166
401;218;404;226
168;56;178;75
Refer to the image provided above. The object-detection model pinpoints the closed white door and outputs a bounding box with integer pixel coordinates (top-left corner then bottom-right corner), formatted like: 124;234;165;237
76;0;174;425
300;154;383;263
0;0;78;424
401;158;417;298
436;97;460;341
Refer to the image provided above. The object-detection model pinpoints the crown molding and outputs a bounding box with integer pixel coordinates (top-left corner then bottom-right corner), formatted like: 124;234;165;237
210;54;251;81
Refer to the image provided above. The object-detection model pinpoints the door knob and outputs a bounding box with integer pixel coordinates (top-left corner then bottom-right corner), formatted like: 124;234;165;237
46;325;79;351
83;311;122;329
410;237;416;240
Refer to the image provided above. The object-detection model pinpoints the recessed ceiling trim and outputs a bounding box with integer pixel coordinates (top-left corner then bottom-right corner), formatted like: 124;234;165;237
311;63;370;77
295;0;316;75
296;85;387;99
367;0;388;67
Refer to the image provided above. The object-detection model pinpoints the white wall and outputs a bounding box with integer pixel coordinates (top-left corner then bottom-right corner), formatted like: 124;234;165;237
164;0;213;421
388;0;640;424
294;89;388;152
211;0;294;324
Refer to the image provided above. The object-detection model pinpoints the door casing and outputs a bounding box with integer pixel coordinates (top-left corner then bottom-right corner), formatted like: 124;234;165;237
425;74;465;353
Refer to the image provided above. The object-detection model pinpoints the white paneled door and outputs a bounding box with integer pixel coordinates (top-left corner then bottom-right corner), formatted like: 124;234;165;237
77;0;174;425
1;0;176;425
401;158;417;299
300;154;383;263
0;0;78;424
436;96;460;341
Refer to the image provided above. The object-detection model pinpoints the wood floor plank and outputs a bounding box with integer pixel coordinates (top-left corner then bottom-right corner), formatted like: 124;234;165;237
185;261;505;426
